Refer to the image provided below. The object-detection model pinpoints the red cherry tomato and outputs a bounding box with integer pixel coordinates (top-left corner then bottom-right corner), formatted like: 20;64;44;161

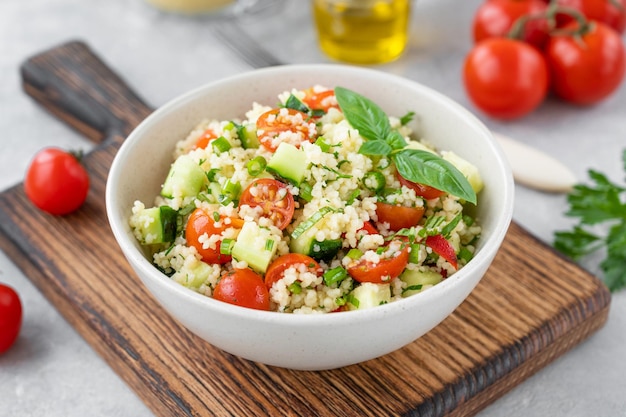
0;283;22;354
375;202;425;231
239;179;295;230
24;148;90;216
185;208;243;264
302;88;338;113
213;268;270;310
193;128;218;150
347;240;410;284
472;0;551;49
397;172;445;200
545;21;626;105
463;37;550;119
256;108;317;152
426;234;458;270
556;0;626;33
264;253;322;289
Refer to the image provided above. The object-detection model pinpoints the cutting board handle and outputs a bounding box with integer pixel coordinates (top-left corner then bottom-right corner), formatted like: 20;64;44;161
20;40;153;143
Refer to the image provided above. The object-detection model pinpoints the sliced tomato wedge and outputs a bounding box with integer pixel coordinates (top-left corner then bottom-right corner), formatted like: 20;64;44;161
185;208;244;264
193;128;218;150
396;172;445;200
256;108;317;152
425;234;458;269
375;202;425;231
213;268;270;311
264;253;322;289
239;178;295;230
347;240;410;284
302;88;338;113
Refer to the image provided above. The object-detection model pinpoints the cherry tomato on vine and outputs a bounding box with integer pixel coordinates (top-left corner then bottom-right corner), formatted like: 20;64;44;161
0;283;22;354
24;148;90;216
472;0;551;49
545;21;626;105
213;268;270;310
239;178;295;230
426;234;458;270
264;253;321;289
185;208;243;264
556;0;626;33
256;108;317;152
347;240;410;284
463;37;550;120
375;202;425;231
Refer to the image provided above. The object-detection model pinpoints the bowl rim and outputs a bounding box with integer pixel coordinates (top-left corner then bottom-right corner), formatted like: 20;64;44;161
106;64;514;325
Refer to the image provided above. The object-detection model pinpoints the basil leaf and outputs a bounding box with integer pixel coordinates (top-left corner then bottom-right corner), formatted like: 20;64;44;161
393;149;477;204
359;140;393;156
335;86;390;141
385;131;407;150
285;94;310;113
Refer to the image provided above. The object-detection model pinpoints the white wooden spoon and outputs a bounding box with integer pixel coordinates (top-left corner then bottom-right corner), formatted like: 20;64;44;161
493;132;577;194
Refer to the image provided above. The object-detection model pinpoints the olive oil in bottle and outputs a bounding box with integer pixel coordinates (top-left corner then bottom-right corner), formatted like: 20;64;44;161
312;0;410;64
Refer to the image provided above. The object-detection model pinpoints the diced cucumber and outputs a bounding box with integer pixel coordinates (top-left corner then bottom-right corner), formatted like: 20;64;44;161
347;283;391;311
290;227;342;262
132;205;178;244
181;260;213;289
266;142;308;185
441;151;484;194
400;269;443;297
161;155;207;199
231;221;279;273
237;122;260;149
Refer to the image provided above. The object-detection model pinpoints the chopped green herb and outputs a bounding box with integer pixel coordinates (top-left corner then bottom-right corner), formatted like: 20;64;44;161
323;266;348;286
211;136;231;154
400;111;415;126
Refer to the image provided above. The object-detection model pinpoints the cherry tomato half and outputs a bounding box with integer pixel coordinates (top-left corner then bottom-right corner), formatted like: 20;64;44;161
24;148;90;216
0;283;22;354
375;202;425;231
265;253;322;289
185;208;243;264
472;0;550;49
213;268;270;311
463;37;549;120
256;108;317;152
545;21;626;105
239;179;295;230
426;234;458;270
347;240;410;284
556;0;626;34
193;128;218;150
397;172;445;200
302;87;338;113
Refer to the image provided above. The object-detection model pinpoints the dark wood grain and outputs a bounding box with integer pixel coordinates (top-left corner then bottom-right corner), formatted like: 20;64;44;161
0;40;611;417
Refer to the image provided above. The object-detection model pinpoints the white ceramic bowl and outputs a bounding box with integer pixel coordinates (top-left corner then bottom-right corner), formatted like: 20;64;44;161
106;64;514;370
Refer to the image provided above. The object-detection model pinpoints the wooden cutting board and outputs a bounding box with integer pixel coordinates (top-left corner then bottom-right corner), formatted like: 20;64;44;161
0;40;611;417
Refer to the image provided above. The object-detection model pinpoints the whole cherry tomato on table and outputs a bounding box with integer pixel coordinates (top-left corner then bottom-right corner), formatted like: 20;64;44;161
463;37;550;120
213;268;270;311
472;0;551;49
555;0;626;33
0;283;22;354
545;21;626;104
24;147;90;216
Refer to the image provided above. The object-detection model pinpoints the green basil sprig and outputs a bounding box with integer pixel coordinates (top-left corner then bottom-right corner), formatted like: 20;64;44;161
334;87;477;205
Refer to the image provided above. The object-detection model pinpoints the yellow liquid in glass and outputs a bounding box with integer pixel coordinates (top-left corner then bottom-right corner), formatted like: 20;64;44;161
313;0;410;65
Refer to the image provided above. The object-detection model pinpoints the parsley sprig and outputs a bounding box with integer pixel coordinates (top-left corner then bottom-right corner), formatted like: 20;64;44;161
554;149;626;292
334;87;477;204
